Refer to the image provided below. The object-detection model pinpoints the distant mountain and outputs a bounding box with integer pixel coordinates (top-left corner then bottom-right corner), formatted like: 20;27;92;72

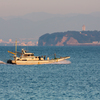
89;12;100;17
0;12;100;41
21;12;64;22
3;12;78;21
38;31;100;46
4;12;100;21
0;17;38;41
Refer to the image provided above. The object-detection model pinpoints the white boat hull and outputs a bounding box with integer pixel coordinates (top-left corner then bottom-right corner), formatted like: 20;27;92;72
11;57;70;65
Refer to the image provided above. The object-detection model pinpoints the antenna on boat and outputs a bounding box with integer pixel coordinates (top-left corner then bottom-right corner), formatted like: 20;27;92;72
15;39;17;55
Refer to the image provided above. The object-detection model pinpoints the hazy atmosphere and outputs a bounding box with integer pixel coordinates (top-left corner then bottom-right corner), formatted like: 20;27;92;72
0;1;100;100
0;0;100;16
0;0;100;43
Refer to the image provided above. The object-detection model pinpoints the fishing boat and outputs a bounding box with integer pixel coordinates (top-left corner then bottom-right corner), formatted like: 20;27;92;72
7;48;70;65
7;41;70;65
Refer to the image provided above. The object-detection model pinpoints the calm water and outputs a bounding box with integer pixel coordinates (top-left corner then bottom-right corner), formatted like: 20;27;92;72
0;46;100;100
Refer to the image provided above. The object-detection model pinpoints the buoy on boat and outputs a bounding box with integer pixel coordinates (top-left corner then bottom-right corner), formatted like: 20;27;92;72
7;59;12;64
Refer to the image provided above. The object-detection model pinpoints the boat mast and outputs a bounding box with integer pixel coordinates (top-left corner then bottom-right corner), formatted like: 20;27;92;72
15;40;17;55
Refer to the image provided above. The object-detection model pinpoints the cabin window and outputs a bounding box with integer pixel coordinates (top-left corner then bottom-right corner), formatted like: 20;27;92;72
22;59;27;61
24;54;29;56
23;54;34;56
31;54;34;56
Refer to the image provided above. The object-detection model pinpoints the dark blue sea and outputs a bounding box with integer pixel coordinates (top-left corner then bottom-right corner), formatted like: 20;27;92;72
0;46;100;100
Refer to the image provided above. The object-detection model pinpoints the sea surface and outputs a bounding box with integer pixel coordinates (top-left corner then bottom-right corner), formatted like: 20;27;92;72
0;46;100;100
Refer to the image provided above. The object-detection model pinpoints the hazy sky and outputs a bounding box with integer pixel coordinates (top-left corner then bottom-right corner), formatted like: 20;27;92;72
0;0;100;17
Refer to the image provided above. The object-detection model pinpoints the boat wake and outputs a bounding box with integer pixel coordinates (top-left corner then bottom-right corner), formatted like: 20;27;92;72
51;60;71;64
0;61;6;64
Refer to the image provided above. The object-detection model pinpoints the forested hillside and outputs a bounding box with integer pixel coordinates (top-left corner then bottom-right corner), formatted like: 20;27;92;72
38;31;100;46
